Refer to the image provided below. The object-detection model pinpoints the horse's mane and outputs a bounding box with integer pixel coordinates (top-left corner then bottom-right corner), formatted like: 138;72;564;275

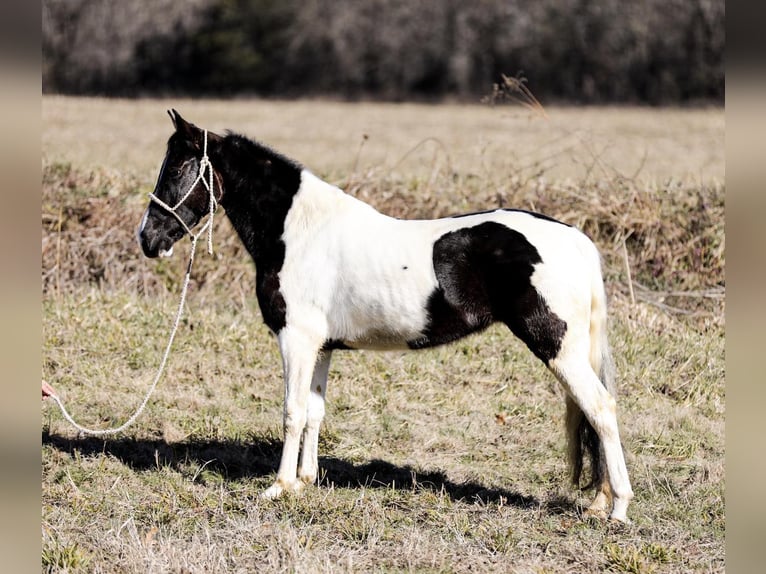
224;131;304;171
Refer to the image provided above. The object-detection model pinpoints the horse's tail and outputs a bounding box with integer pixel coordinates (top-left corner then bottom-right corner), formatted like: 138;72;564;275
566;244;615;489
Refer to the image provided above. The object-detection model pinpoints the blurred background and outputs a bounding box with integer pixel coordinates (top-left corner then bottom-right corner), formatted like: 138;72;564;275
42;0;724;104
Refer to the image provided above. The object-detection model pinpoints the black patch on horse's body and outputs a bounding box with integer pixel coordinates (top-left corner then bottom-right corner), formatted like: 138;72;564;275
451;208;572;226
408;222;567;364
213;134;303;333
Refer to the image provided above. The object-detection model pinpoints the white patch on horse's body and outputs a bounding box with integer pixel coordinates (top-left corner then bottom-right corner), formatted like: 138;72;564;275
280;171;594;351
279;171;439;348
274;173;633;517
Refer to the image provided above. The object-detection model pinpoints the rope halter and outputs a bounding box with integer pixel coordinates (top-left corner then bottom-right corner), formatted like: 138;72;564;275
148;129;219;256
45;130;221;437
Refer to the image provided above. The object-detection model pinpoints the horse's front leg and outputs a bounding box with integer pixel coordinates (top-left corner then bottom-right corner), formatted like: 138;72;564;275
298;350;332;485
261;326;323;499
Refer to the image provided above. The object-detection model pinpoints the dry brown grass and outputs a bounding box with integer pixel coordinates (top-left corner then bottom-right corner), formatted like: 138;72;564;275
42;96;724;183
42;97;724;573
42;158;724;319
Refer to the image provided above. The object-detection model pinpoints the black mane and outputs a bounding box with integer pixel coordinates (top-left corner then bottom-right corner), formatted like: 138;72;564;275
222;131;304;172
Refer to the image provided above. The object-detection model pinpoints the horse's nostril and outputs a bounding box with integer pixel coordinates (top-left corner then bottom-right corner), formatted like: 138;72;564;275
139;230;161;258
141;242;157;259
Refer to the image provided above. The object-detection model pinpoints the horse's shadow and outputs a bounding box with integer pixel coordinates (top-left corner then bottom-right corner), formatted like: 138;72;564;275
42;430;541;509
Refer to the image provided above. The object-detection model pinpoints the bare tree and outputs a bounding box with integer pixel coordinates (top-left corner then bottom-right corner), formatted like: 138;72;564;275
43;0;213;93
43;0;724;103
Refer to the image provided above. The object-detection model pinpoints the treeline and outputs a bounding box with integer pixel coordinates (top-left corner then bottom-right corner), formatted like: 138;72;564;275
43;0;724;104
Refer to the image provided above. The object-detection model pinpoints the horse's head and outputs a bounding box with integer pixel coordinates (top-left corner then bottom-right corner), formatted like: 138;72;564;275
138;110;223;258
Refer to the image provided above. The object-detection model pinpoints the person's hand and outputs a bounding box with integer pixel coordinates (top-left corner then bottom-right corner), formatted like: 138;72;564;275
42;380;57;399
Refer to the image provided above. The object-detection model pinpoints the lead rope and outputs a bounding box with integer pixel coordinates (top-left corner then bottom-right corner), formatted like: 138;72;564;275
45;131;218;436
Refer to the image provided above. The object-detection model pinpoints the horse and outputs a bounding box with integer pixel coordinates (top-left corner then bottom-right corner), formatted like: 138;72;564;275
138;110;633;522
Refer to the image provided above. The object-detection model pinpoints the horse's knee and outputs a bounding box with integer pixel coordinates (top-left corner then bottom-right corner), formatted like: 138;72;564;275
283;409;307;439
306;390;325;422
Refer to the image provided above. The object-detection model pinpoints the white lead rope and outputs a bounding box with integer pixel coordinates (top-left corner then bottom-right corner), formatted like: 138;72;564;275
45;131;218;436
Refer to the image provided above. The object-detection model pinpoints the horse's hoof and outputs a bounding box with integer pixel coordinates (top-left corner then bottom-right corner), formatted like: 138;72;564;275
583;507;609;521
260;479;305;500
608;514;632;525
299;472;317;485
608;495;633;523
260;483;284;500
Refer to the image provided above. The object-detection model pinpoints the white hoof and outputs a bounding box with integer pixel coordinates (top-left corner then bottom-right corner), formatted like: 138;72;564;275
260;479;305;500
609;493;633;523
260;483;284;500
608;512;632;524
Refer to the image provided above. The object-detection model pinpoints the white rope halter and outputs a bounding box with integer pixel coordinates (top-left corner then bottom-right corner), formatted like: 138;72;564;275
148;129;219;256
45;131;220;436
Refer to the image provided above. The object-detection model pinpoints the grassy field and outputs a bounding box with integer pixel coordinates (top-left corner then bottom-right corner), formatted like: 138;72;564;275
42;97;724;573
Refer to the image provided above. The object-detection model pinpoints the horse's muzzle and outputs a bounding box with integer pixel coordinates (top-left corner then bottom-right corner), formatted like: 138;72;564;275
139;226;176;259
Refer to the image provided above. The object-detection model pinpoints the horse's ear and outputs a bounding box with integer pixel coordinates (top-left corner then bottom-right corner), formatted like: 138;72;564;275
168;109;202;145
169;109;193;133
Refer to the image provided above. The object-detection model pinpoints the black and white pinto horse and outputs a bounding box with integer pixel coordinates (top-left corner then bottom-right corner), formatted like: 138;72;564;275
139;111;633;522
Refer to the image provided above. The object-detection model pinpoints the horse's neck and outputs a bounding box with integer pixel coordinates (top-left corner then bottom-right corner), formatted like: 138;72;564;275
218;159;295;262
220;155;373;265
285;171;377;232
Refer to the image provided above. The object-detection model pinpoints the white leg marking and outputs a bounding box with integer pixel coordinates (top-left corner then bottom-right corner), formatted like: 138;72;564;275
261;326;323;500
551;351;633;522
298;351;331;485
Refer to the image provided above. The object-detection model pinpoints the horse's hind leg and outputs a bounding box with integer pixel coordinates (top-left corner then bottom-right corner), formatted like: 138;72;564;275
550;350;633;522
298;350;332;485
565;394;612;517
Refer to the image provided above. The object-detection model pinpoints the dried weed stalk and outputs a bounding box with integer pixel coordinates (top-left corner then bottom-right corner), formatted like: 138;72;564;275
483;73;549;120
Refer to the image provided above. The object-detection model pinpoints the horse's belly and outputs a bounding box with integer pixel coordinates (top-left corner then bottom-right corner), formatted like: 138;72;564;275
339;334;413;351
332;305;429;350
328;276;434;350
